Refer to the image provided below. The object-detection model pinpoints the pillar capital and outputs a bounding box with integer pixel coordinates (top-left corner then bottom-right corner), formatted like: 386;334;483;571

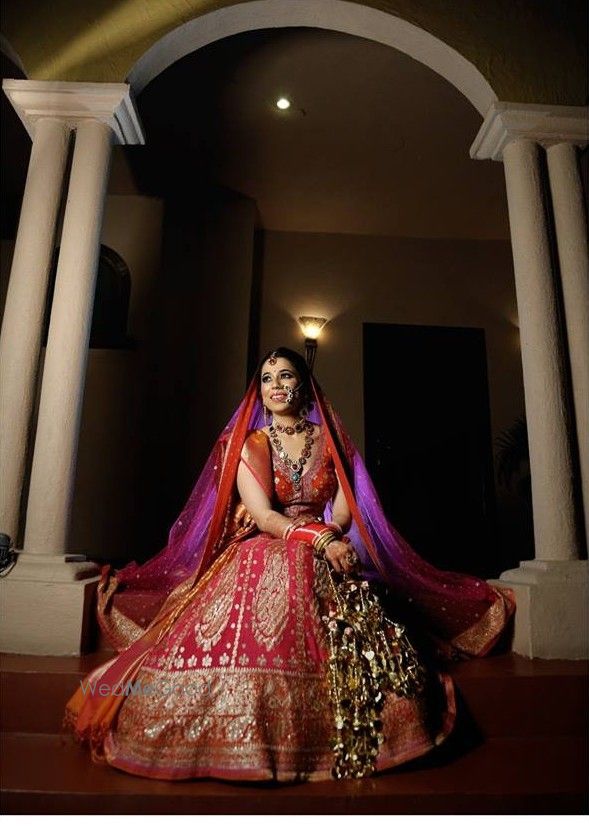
2;79;145;145
470;101;589;161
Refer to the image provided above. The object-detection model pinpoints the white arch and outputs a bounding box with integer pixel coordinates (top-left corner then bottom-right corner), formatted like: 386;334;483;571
127;0;497;116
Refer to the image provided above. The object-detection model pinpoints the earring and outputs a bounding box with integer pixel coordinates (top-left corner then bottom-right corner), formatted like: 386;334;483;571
263;405;270;427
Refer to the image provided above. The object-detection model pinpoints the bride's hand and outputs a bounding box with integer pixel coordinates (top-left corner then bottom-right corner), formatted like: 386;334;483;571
323;540;360;574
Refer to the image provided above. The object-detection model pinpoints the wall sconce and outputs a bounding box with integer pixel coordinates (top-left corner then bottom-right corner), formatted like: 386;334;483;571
298;316;328;370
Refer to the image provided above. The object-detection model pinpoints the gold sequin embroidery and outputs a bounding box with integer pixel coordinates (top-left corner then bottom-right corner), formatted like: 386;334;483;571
194;548;241;652
252;544;289;651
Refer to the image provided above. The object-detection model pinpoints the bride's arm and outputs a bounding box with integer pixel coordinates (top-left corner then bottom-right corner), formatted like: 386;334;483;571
330;471;352;533
236;459;292;538
237;458;358;574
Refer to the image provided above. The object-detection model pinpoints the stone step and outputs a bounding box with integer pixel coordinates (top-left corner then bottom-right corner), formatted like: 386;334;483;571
1;651;586;740
1;731;585;814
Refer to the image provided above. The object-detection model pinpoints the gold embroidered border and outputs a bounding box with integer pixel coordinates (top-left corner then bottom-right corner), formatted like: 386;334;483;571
451;585;514;655
106;665;334;775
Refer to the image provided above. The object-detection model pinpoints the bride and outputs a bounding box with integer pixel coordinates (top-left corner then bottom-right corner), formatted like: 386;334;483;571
63;346;515;782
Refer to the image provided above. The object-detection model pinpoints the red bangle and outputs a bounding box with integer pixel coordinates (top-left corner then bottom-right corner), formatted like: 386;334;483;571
282;514;319;540
289;522;337;554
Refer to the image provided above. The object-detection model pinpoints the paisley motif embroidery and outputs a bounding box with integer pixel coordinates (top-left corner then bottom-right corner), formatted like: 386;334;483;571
252;546;290;651
194;548;240;651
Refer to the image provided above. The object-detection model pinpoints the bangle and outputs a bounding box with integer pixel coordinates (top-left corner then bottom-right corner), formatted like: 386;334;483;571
289;522;337;556
313;531;337;555
312;532;337;560
282;515;315;540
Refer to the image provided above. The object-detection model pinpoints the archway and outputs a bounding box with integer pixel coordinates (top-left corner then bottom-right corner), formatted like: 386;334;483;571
127;0;497;115
122;6;507;579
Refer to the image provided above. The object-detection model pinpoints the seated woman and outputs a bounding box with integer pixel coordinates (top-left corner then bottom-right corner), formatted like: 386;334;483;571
63;346;515;782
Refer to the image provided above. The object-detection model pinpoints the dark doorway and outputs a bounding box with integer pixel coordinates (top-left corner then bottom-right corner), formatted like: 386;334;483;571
363;322;498;578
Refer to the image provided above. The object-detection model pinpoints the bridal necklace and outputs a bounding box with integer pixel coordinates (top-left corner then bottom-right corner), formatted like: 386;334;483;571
272;412;306;436
269;418;315;491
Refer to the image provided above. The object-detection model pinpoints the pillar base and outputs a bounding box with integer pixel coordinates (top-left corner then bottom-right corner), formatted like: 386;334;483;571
0;552;101;655
488;559;589;659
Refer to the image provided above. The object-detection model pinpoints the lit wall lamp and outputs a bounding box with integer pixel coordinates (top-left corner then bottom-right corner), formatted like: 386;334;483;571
298;316;328;370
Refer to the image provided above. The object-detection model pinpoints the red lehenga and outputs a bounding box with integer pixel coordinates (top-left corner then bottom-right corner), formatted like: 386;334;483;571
63;371;515;783
65;428;456;781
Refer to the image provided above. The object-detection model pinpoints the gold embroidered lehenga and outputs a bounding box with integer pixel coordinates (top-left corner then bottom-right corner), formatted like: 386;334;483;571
66;429;455;781
63;369;515;783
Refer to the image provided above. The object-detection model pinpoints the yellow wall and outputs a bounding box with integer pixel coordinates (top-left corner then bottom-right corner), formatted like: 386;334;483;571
2;0;586;104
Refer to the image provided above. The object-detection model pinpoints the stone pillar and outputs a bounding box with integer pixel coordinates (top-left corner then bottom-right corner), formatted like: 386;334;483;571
24;118;114;555
546;142;589;554
0;81;144;655
0;110;71;545
502;137;578;562
471;102;589;659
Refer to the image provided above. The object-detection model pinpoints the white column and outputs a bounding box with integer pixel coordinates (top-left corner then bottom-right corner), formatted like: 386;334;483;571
24;118;113;554
471;102;589;659
0;116;71;543
546;142;589;553
0;81;144;655
502;137;579;562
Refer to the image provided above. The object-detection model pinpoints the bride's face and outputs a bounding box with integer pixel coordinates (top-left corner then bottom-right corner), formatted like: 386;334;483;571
260;357;303;417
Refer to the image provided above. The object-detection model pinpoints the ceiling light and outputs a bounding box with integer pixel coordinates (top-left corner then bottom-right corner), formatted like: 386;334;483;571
276;97;291;110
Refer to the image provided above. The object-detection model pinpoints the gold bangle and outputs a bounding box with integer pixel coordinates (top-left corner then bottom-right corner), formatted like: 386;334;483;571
313;538;333;559
313;531;337;554
314;533;331;553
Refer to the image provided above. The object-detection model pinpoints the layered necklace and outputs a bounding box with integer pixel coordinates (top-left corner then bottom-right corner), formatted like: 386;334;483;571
269;415;315;492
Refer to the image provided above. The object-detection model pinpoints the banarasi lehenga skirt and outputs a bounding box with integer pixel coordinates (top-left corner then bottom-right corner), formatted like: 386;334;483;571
65;532;461;783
